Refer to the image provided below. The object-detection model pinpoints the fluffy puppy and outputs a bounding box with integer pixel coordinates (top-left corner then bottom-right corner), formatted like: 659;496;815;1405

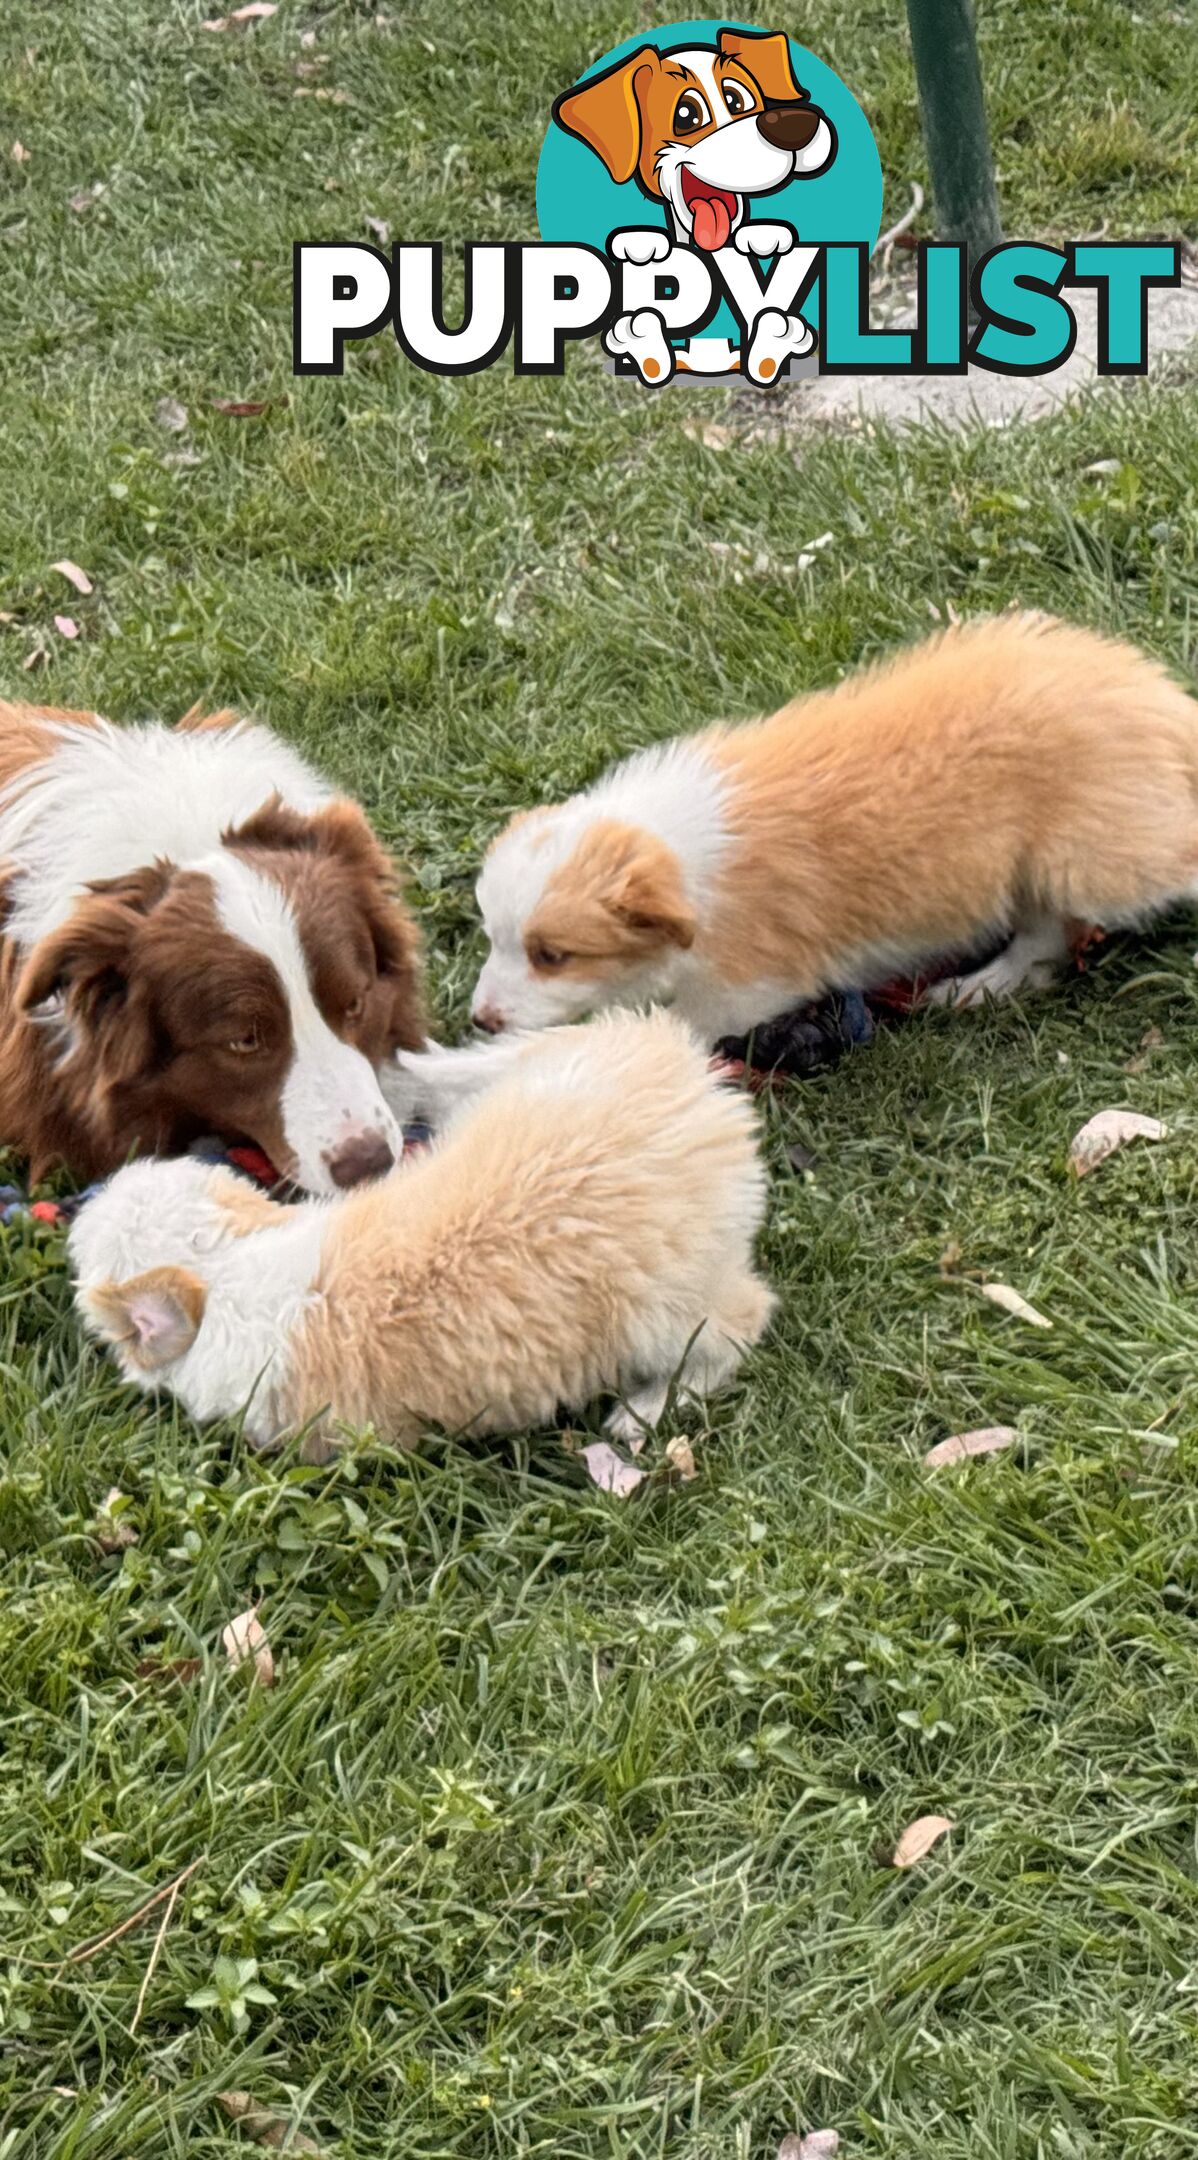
466;613;1198;1044
71;1009;774;1452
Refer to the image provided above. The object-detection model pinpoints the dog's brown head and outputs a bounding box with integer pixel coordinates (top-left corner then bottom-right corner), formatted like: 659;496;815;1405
16;799;424;1192
553;27;833;252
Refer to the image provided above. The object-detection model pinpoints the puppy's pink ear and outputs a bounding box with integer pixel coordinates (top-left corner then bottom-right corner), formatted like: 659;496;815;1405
609;841;696;950
85;1265;207;1373
553;47;659;184
717;27;804;103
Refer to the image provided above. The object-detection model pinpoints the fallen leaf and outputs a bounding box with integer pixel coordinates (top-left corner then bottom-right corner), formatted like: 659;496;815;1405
217;2093;320;2152
299;27;317;44
162;447;203;469
1140;1024;1165;1050
1069;1108;1167;1177
136;1655;203;1686
778;2136;840;2160
51;558;93;595
94;1487;138;1553
202;1;277;26
1082;457;1121;476
222;1607;274;1686
211;396;271;416
53;615;79;640
924;1425;1018;1468
682;419;733;450
155;395;188;433
68;183;104;212
365;215;391;246
11;140;30;164
579;1441;646;1499
22;645;47;672
664;1435;697;1482
892;1813;954;1868
980;1281;1051;1329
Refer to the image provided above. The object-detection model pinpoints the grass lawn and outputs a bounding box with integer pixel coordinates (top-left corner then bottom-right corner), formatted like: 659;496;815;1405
4;2;1198;2154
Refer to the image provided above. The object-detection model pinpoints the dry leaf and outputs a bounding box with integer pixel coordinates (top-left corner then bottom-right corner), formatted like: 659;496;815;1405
779;2136;840;2160
365;215;391;246
892;1813;954;1867
155;395;188;433
94;1487;138;1553
664;1435;698;1482
1082;458;1121;476
682;419;733;450
51;558;93;595
211;396;271;416
924;1425;1018;1468
22;645;46;672
217;2093;320;2152
136;1655;203;1686
980;1282;1051;1329
222;1607;274;1686
53;615;79;640
1069;1108;1167;1177
11;141;30;164
579;1441;646;1499
202;2;277;26
68;183;103;213
299;27;317;44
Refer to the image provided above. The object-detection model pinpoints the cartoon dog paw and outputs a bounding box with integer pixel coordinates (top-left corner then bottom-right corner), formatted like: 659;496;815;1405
734;222;796;258
609;229;672;266
745;306;815;384
604;308;676;386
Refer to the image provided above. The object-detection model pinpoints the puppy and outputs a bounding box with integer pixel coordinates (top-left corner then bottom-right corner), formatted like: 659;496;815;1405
465;614;1198;1045
0;700;423;1191
71;1010;774;1452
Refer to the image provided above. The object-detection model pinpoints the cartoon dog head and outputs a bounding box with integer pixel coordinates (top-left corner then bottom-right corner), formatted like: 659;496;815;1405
553;27;836;253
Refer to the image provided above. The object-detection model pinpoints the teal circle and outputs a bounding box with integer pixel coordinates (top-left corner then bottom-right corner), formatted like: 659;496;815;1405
536;17;883;345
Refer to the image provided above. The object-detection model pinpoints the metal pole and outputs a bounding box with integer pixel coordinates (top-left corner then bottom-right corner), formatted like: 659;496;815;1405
904;0;1002;271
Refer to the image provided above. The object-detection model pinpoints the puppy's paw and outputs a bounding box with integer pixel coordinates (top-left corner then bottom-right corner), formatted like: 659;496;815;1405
603;309;676;385
609;227;672;265
605;1381;670;1444
745;307;815;384
734;220;796;257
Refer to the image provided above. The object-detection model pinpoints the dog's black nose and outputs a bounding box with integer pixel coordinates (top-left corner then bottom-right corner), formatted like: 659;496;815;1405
326;1130;395;1188
757;102;825;152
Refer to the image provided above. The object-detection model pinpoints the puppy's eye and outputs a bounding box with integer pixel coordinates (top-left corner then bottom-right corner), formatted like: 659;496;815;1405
674;91;710;135
722;79;753;116
228;1026;262;1056
529;942;570;972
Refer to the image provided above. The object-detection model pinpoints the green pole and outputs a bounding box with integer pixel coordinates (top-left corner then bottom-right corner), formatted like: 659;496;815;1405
904;0;1002;271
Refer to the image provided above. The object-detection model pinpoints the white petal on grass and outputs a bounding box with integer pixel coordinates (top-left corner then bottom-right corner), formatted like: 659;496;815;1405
892;1813;954;1867
1069;1108;1167;1177
202;2;277;26
221;1608;275;1686
155;396;189;433
924;1426;1018;1468
980;1282;1052;1328
51;559;93;595
778;2135;840;2160
53;615;79;640
580;1442;646;1499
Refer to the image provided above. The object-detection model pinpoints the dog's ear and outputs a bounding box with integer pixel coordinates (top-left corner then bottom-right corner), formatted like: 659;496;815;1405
85;1265;207;1373
608;838;696;950
553;46;661;184
16;864;173;1026
717;27;804;104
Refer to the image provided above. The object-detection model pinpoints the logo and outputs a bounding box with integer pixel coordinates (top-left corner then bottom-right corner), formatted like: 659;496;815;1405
292;19;1180;386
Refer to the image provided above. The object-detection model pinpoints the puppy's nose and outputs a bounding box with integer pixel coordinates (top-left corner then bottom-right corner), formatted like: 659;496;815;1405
757;102;824;151
326;1130;395;1189
473;1004;506;1034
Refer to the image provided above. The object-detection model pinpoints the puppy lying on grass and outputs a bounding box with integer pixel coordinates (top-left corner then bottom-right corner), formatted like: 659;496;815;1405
70;1009;773;1455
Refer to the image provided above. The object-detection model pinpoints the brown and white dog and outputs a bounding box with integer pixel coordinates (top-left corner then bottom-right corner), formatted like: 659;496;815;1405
70;1009;774;1452
554;27;835;384
0;700;423;1191
450;614;1198;1053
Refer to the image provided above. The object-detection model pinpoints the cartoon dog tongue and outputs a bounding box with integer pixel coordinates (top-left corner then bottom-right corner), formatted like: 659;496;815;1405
688;185;735;252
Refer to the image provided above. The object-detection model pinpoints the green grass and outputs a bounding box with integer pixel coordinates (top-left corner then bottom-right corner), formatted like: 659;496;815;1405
4;1;1198;2154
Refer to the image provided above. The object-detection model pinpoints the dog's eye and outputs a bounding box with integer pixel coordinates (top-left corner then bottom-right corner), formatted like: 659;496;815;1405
529;942;570;972
722;79;754;116
674;91;710;136
228;1025;262;1056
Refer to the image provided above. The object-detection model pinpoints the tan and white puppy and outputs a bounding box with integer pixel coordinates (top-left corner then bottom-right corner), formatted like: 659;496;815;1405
464;614;1198;1046
555;27;834;383
71;1009;773;1452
